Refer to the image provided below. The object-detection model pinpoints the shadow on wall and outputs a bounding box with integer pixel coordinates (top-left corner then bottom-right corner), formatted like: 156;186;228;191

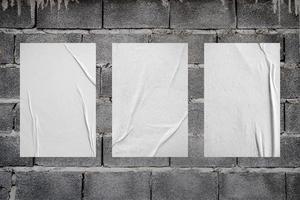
1;0;300;18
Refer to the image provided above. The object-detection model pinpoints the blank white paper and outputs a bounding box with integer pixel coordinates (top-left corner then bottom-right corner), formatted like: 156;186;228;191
112;43;188;157
204;43;280;157
20;43;96;157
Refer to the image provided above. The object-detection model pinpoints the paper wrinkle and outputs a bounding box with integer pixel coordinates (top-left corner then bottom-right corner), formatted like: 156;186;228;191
27;91;39;157
112;68;148;147
64;44;96;86
149;111;188;157
258;43;280;157
77;86;96;157
168;46;187;87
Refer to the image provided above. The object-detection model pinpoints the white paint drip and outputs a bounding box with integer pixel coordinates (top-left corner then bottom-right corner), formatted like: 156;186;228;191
1;0;299;17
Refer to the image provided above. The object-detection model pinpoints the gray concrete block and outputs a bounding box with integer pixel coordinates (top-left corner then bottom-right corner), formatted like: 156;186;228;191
15;172;82;200
0;2;34;28
0;103;15;132
152;169;218;200
0;68;19;98
285;34;299;64
100;67;112;97
14;103;19;131
188;103;204;136
238;136;300;167
219;33;284;61
281;103;284;132
103;136;169;167
170;0;235;29
189;68;203;99
219;172;285;200
281;68;300;99
171;136;235;167
150;33;216;64
35;136;102;166
237;0;279;28
0;33;14;64
83;33;148;64
287;173;300;200
104;0;169;28
84;170;151;200
15;33;82;63
0;136;33;166
96;101;112;133
0;171;11;200
280;0;300;28
96;68;101;99
37;0;102;28
286;103;300;134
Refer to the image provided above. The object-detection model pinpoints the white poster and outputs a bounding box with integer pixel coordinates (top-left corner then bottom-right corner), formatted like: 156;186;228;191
204;43;280;157
20;43;96;157
112;43;188;157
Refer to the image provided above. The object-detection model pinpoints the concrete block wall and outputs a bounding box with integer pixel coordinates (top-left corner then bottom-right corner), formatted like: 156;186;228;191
0;0;299;199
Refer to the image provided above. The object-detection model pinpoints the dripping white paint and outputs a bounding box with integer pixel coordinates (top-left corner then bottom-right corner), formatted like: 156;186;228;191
1;0;300;17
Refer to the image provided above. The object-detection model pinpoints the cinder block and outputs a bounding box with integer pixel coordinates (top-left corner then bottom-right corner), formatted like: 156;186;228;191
0;3;34;28
281;103;284;132
96;101;112;133
219;172;285;200
280;0;300;28
189;68;204;99
151;33;215;64
100;67;112;97
96;68;101;99
0;103;15;132
237;0;279;28
171;136;235;167
84;170;151;200
170;0;235;29
218;33;284;61
152;169;218;200
103;136;169;167
0;33;14;64
103;0;169;28
188;103;204;136
15;33;82;63
0;68;19;98
238;136;300;167
14;103;20;131
0;136;33;166
35;136;102;167
15;172;82;200
0;171;11;200
37;0;102;28
285;34;299;64
287;173;300;200
286;103;300;134
281;68;300;99
83;33;148;64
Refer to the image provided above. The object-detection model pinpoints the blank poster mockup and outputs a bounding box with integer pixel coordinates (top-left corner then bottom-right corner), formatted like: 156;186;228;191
204;43;280;157
20;43;96;157
112;43;188;157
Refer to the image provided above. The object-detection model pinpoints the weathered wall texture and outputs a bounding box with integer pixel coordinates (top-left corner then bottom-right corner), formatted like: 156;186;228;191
0;0;299;199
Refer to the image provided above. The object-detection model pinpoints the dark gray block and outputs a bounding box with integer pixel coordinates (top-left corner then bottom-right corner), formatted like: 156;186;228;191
84;170;151;200
104;0;169;28
37;0;102;29
152;169;218;200
219;172;285;200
